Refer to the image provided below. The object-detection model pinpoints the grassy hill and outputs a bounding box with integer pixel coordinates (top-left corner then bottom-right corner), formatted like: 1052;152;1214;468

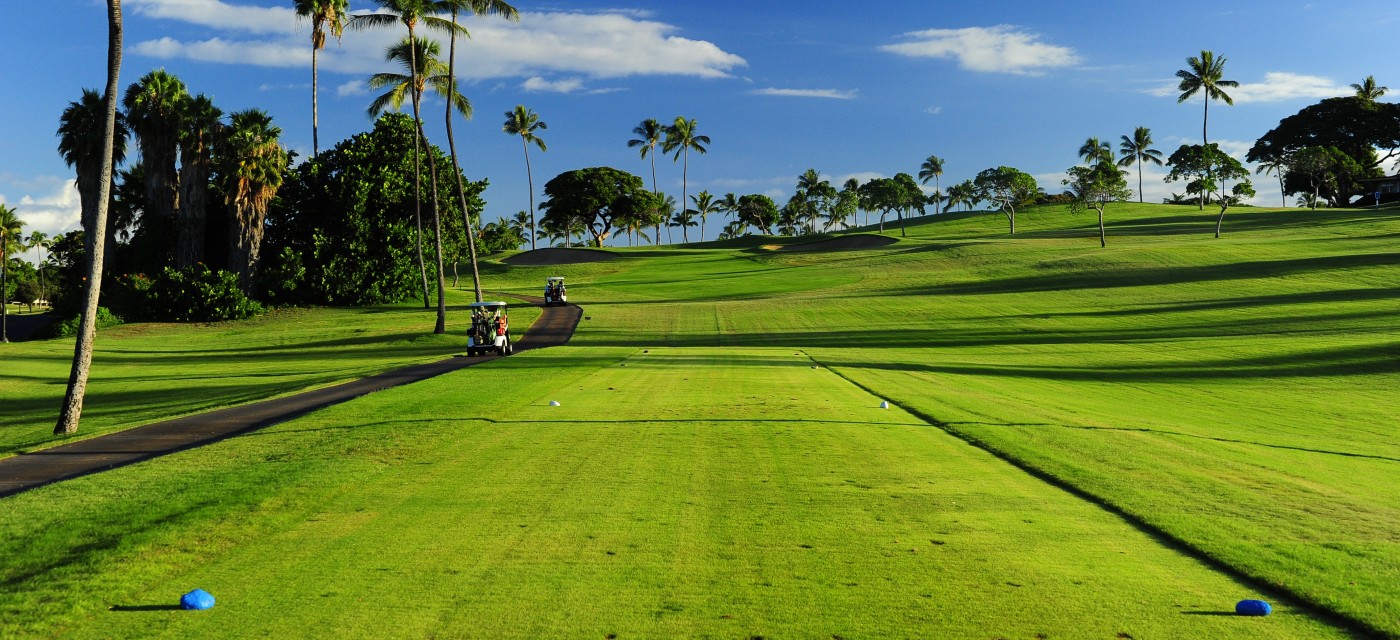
2;202;1396;638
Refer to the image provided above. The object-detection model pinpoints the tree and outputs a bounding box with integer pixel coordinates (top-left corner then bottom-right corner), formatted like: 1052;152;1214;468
1078;137;1113;167
735;194;778;235
538;167;652;247
503;104;546;249
918;155;944;215
1165;143;1252;237
1;204;24;342
893;172;923;237
662;116;710;244
122;69;189;231
859;176;919;236
1176;50;1238;156
1064;162;1133;247
218;109;288;289
294;0;348;157
26;231;49;304
716;192;740;234
175;93;221;267
972;166;1039;234
57;88;128;276
1254;154;1289;207
795;169;836;236
670;203;697;242
1117;126;1163;203
1247;97;1400;184
628;118;665;243
56;0;123;435
690;190;718;243
1352;75;1388;104
838;178;861;228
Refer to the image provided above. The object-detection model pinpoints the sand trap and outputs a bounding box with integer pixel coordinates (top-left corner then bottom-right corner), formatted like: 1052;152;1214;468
777;234;898;252
504;248;618;266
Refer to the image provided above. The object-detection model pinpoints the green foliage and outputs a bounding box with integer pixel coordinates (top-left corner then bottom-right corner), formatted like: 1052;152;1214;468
735;193;778;234
1248;96;1400;171
38;306;124;339
538;167;650;247
111;264;264;322
478;220;527;253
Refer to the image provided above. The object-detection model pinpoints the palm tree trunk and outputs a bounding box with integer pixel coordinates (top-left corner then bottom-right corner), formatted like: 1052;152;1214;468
1200;95;1209;211
649;150;661;244
523;139;537;250
1098;206;1106;247
444;8;482;302
420;120;447;335
1137;156;1144;203
408;29;430;308
312;44;320;157
56;0;122;435
1;257;8;342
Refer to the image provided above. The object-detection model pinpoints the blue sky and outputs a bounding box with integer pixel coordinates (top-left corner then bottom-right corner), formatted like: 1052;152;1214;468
4;0;1400;251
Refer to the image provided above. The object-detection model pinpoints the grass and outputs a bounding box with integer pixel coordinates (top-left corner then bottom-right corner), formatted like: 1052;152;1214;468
2;201;1398;637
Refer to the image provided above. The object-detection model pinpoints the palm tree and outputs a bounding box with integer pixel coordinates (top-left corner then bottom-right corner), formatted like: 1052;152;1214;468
918;155;944;215
1117;126;1163;203
218;109;288;289
349;0;467;308
56;0;123;435
1078;137;1112;166
503;104;546;250
294;0;348;157
176;93;221;267
662;116;710;245
26;231;49;305
1255;154;1289;207
690;190;718;243
796;169;835;235
57;88;128;275
439;0;518;302
1;204;24;343
628;118;664;242
670;206;697;243
122;69;188;227
1176;50;1238;155
1352;75;1388;103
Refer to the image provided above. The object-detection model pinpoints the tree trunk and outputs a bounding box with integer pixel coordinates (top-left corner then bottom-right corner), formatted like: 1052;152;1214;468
1137;157;1144;203
1098;205;1106;247
1;257;8;342
1006;208;1016;235
311;44;320;158
523;139;536;250
420;117;448;335
175;143;208;267
444;11;483;303
1215;202;1227;239
56;0;122;435
229;202;265;289
899;209;906;237
408;28;429;309
649;150;661;245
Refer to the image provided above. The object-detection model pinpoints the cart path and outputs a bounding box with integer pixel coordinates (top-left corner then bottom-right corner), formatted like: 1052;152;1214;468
0;298;583;499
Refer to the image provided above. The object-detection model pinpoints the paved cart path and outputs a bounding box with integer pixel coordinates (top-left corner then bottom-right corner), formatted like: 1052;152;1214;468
0;299;582;498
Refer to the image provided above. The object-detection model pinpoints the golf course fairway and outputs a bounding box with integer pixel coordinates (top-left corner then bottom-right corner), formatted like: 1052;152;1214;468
2;202;1396;638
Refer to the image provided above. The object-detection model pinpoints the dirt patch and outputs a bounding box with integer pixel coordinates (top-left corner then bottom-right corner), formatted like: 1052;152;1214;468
503;248;618;266
778;234;898;252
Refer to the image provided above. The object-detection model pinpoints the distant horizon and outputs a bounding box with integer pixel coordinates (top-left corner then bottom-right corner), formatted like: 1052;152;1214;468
4;0;1399;257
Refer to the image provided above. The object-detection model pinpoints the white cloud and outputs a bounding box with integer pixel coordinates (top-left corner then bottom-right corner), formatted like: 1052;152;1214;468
336;80;368;97
1145;72;1349;103
0;179;83;260
924;106;943;115
522;76;585;93
132;6;747;82
752;87;857;100
880;25;1080;75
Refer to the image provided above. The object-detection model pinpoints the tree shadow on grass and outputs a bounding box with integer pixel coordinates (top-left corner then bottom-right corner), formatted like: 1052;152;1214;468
108;604;183;612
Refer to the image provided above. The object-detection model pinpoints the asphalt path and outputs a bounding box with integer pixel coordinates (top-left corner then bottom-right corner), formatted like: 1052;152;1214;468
0;298;582;498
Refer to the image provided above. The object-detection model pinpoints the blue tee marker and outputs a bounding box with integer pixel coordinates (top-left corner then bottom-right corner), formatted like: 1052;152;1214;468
180;589;216;610
1235;599;1271;616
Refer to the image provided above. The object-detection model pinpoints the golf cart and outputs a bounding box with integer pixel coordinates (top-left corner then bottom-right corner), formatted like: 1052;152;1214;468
544;276;568;306
466;301;512;356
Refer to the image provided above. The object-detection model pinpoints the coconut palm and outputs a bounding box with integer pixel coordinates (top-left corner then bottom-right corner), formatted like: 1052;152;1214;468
26;231;49;305
1254;154;1289;207
56;0;123;435
918;155;944;214
1079;137;1113;167
503;104;547;250
1;204;24;343
122;69;188;227
176;94;221;267
439;0;518;302
1352;75;1388;103
690;190;718;243
57;88;128;273
217;109;288;289
662;116;709;244
294;0;348;157
628;118;665;241
796;169;835;235
670;206;697;243
1117;126;1163;203
1176;50;1238;154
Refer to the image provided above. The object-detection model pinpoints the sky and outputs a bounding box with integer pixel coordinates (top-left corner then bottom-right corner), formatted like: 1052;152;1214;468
4;0;1400;254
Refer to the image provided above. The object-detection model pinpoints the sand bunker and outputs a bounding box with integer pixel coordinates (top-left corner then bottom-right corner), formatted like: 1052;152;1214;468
778;234;898;252
503;247;618;266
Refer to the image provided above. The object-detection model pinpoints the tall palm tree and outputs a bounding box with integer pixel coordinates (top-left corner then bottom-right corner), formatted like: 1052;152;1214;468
1254;155;1289;207
1117;126;1163;203
918;155;944;214
662;116;709;245
57;88;128;275
628;118;664;242
690;190;717;243
0;204;24;343
503;104;547;250
348;0;467;308
176;93;221;267
122;69;188;227
440;0;518;302
796;169;835;235
57;0;123;435
26;231;49;305
294;0;348;157
217;109;288;289
1176;50;1238;154
1078;137;1112;166
1352;75;1388;103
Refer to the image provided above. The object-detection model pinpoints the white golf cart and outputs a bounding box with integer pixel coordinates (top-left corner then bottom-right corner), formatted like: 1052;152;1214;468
544;276;567;306
466;301;513;356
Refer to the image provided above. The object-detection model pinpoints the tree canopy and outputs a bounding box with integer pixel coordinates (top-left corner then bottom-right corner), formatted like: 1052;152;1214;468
972;166;1039;234
538;167;652;247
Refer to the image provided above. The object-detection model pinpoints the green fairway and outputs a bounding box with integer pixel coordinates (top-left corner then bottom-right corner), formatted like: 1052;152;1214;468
3;202;1398;637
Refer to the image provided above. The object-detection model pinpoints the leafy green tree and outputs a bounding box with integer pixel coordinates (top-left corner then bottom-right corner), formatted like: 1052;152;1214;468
1176;50;1238;156
972;166;1039;234
217;109;288;289
1282;146;1367;209
662;116;710;243
478;219;525;253
1352;75;1388;103
122;69;189;229
538;167;654;247
56;0;124;435
1247;97;1399;195
1;204;24;342
1078;137;1112;167
858;176;919;236
293;0;348;157
1165;143;1252;236
1287;147;1335;211
503;104;547;249
57;88;128;276
1064;162;1133;247
1117;126;1163;203
736;194;778;235
919;155;944;214
176;93;221;267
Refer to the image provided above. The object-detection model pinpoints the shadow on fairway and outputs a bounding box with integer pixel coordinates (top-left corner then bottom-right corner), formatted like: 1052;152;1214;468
108;604;183;612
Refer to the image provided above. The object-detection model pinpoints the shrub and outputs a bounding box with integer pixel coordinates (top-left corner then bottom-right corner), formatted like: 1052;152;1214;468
38;306;124;339
112;264;264;322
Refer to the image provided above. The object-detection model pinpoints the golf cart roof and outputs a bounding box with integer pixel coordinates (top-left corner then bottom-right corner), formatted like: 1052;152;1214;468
467;301;509;309
547;276;565;282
